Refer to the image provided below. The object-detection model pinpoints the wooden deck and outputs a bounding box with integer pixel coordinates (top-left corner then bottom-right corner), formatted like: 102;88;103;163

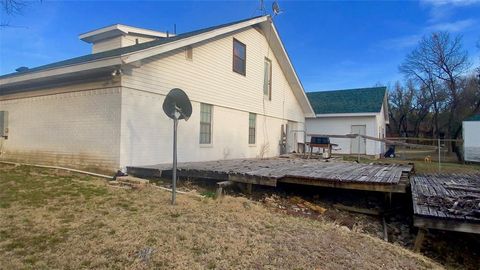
127;158;413;193
411;173;480;234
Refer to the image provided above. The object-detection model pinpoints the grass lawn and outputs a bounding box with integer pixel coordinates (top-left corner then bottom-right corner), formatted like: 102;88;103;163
342;155;480;174
0;164;441;269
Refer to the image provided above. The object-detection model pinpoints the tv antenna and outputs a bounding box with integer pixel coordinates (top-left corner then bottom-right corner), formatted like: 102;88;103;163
258;0;267;15
162;88;192;205
272;1;283;16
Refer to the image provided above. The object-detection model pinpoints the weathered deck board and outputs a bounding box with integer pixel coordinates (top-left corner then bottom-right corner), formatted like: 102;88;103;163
128;158;413;192
411;173;480;234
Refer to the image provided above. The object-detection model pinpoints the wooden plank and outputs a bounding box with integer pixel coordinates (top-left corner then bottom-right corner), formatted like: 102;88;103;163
279;177;407;193
414;216;480;234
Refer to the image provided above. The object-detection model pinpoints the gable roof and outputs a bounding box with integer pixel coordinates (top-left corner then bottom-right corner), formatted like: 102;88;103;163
0;15;314;116
0;16;263;80
306;87;387;115
464;114;480;121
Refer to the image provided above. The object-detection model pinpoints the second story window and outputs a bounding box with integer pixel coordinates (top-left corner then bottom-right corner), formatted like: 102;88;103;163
233;39;246;75
200;103;213;144
263;58;272;100
185;46;193;60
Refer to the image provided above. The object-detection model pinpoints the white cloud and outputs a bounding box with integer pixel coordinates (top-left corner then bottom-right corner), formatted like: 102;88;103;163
421;0;480;7
380;18;476;50
380;34;423;50
420;0;480;22
427;18;476;32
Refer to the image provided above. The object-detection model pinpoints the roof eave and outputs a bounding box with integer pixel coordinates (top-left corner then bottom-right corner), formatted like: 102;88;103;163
0;57;123;88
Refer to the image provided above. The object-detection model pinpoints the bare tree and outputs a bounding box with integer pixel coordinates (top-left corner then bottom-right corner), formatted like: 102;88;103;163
1;0;29;27
1;0;26;14
399;39;446;139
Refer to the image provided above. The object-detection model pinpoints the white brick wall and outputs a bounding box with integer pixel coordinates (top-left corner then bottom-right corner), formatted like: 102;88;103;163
0;87;122;170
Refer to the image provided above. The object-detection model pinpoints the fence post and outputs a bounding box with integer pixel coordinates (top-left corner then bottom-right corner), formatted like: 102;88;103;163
357;135;361;163
438;138;441;173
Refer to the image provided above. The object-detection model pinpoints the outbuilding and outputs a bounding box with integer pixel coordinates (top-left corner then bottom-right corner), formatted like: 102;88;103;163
305;87;389;157
463;114;480;163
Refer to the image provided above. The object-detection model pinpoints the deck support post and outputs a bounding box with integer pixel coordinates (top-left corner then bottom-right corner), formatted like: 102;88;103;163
413;228;427;252
215;181;233;199
246;183;253;194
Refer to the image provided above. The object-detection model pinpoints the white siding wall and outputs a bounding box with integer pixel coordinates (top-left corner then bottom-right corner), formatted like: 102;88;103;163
119;26;306;166
0;87;122;170
122;26;305;123
92;35;158;53
93;36;123;53
306;116;381;156
375;105;387;154
463;121;480;162
119;88;294;167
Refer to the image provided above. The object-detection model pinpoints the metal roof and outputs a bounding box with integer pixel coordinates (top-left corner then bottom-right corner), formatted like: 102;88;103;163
464;114;480;121
306;87;387;115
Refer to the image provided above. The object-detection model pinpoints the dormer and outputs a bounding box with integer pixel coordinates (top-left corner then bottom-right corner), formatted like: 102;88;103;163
79;24;174;54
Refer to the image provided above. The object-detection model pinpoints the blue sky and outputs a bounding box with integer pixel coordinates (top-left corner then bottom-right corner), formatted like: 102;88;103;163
0;0;479;91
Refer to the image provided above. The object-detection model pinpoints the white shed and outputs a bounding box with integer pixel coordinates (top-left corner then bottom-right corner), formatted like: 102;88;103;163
305;87;389;157
463;114;480;163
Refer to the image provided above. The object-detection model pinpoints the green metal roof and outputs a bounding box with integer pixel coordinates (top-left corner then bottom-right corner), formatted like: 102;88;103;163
464;114;480;121
0;16;265;79
306;87;387;115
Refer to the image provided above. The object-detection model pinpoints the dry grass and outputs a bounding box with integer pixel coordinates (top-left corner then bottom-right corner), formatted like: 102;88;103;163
342;155;480;174
0;164;442;270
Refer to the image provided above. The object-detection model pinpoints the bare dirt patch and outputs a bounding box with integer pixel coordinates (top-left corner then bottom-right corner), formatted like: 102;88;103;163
0;164;441;269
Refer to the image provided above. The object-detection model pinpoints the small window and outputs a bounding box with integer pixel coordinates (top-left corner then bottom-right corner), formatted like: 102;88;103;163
185;46;193;60
233;39;246;75
263;58;272;100
0;111;8;139
248;113;256;144
200;103;212;144
135;38;139;44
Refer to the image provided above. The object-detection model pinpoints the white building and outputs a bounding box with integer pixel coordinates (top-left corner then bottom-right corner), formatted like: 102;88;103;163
463;114;480;163
305;87;389;157
0;16;314;172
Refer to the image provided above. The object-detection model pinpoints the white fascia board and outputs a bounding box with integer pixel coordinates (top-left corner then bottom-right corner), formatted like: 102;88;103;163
79;24;128;43
118;25;171;38
79;24;170;43
120;16;269;64
0;57;122;86
307;112;379;118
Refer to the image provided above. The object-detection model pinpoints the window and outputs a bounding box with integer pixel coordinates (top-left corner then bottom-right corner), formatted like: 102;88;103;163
0;111;8;139
200;103;212;144
248;113;256;144
185;46;193;60
233;39;246;75
263;58;272;100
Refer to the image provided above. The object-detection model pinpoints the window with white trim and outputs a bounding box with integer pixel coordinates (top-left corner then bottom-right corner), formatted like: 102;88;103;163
263;57;272;100
200;103;212;144
248;113;256;144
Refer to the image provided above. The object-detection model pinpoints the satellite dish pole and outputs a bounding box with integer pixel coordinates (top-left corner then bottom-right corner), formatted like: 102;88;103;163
162;88;192;204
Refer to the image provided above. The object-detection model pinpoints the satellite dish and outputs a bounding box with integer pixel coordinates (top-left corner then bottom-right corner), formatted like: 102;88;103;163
162;88;192;121
272;1;282;15
162;88;192;205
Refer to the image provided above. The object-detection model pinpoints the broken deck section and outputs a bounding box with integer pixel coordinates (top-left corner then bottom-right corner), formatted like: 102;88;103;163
128;158;413;193
411;173;480;234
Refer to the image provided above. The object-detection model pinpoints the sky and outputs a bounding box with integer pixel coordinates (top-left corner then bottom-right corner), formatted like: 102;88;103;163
0;0;479;91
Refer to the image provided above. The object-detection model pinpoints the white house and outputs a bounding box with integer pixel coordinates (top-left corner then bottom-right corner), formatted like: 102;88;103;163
305;87;389;157
0;16;314;172
463;114;480;163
